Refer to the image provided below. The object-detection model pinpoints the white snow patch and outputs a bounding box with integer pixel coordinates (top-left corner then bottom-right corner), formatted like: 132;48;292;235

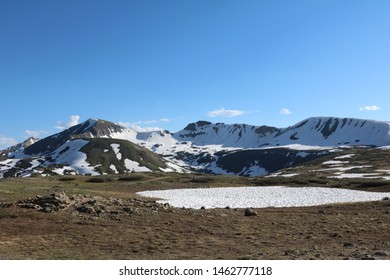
329;173;382;179
267;172;299;178
377;146;390;150
322;160;347;165
0;159;20;171
206;162;230;175
273;144;336;151
334;154;355;159
137;186;390;209
124;159;151;172
110;164;119;174
241;165;268;177
53;167;77;176
296;152;309;158
159;162;187;173
51;140;99;175
281;173;300;177
318;165;372;172
111;144;122;160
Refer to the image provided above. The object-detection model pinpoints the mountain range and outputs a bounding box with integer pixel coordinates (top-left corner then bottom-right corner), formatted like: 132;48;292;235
1;117;390;178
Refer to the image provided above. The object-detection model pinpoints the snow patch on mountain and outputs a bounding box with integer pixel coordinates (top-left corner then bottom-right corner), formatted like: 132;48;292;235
110;164;119;174
124;159;151;172
174;117;390;148
111;144;122;160
49;139;100;175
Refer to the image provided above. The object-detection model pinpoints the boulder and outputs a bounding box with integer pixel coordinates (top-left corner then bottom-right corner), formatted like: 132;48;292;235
244;208;258;216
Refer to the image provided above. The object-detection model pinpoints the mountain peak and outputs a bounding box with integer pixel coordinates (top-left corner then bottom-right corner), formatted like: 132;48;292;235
183;120;212;131
69;118;124;138
23;118;127;156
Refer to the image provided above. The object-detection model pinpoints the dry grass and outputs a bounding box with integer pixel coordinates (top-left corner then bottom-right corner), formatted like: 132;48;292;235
0;171;389;260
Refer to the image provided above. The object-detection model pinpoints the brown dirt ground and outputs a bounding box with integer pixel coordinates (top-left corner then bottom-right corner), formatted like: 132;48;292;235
1;197;389;260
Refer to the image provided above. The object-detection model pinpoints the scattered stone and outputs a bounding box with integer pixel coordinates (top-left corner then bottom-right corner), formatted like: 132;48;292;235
331;233;342;238
318;210;326;215
244;208;258;216
374;251;388;256
76;205;95;214
361;255;376;260
43;207;54;213
383;197;390;201
284;249;300;256
16;191;175;220
343;242;354;248
0;202;13;208
122;207;133;214
18;203;42;210
200;206;206;210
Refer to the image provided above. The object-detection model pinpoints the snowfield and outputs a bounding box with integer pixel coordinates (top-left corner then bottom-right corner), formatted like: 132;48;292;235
110;144;122;160
137;186;390;209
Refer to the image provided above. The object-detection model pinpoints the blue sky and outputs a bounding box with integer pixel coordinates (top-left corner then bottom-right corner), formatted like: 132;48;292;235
1;0;390;149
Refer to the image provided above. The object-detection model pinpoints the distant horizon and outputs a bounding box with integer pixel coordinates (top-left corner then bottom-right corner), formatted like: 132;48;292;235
1;0;389;148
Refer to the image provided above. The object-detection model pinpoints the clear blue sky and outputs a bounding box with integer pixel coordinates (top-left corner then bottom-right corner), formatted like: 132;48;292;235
1;0;390;149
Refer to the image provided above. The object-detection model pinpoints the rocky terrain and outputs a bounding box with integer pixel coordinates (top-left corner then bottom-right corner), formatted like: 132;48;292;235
16;191;176;219
0;174;389;260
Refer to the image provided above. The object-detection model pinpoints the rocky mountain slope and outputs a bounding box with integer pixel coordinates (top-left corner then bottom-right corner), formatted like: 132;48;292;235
1;117;390;178
174;117;390;147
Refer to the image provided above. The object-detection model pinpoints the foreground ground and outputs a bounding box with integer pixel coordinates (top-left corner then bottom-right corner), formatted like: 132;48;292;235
0;174;389;260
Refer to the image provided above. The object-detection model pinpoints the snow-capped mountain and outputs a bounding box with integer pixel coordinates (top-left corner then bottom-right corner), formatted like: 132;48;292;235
174;117;390;148
1;116;389;178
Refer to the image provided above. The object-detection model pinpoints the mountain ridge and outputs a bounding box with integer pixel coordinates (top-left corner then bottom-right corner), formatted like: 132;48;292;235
174;116;390;148
1;116;390;178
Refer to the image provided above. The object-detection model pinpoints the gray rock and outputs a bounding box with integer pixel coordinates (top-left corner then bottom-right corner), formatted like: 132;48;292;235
374;251;388;256
244;208;258;216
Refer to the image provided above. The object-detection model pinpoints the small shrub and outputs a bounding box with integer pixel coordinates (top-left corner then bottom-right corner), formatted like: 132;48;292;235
118;175;145;182
58;177;76;182
358;181;389;188
87;177;110;183
190;177;214;184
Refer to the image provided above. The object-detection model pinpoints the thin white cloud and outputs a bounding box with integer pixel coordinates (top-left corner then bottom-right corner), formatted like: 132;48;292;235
280;108;292;115
25;130;48;139
117;122;161;132
56;115;80;129
359;105;381;111
128;118;171;125
117;118;170;132
0;136;18;150
130;125;162;133
207;108;245;117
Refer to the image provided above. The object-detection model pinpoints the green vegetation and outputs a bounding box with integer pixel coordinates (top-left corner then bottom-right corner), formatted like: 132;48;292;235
118;175;145;182
80;138;167;174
